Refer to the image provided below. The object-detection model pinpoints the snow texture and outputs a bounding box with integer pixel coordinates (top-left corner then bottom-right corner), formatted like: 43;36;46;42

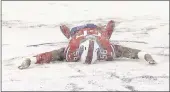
2;1;169;91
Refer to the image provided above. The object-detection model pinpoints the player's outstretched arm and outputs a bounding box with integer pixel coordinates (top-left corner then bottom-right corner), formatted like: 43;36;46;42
60;25;71;39
105;20;115;39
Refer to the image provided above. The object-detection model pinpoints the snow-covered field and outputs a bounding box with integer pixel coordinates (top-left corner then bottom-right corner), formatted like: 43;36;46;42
2;1;169;91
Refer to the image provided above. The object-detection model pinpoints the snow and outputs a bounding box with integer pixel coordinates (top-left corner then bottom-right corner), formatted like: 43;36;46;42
2;1;169;91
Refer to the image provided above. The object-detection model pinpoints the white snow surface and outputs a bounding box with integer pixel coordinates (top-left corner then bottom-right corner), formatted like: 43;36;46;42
2;1;169;91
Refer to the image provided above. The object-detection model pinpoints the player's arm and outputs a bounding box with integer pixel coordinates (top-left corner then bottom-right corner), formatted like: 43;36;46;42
60;25;71;39
105;20;115;39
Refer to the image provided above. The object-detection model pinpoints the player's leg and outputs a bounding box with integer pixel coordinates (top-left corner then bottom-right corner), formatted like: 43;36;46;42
18;47;65;69
114;45;156;64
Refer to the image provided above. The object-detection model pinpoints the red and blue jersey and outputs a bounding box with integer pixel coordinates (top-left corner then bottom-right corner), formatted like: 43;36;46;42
60;20;115;64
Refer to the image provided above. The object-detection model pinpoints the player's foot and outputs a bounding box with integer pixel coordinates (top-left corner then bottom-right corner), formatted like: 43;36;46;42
144;54;157;64
18;58;31;70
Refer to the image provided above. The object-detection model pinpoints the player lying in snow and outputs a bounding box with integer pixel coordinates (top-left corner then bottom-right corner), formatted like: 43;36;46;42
18;20;156;70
